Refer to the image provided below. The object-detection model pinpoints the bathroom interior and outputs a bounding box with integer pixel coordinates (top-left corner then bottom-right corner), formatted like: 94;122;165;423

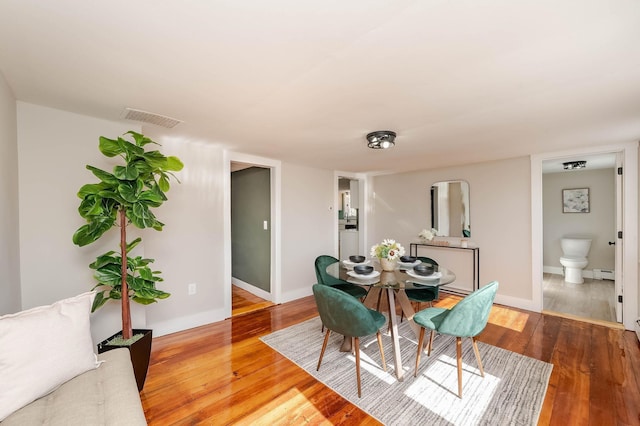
542;153;619;324
338;177;360;260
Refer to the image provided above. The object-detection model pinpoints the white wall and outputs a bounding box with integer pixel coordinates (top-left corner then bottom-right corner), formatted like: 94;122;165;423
0;72;21;315
17;102;141;343
368;156;533;308
543;168;615;272
280;162;336;301
141;134;227;337
15;103;338;342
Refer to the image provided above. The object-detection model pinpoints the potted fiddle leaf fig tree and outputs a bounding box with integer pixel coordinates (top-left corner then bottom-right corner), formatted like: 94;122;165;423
73;131;183;390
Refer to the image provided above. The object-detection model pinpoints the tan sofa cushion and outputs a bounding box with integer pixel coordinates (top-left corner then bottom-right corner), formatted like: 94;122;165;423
1;348;146;425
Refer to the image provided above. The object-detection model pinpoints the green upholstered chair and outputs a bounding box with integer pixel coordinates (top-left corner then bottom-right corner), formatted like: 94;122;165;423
413;281;499;398
314;255;368;300
312;284;387;397
405;256;440;309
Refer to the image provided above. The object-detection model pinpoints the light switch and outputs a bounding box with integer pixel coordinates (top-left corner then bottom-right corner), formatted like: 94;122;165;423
263;220;268;230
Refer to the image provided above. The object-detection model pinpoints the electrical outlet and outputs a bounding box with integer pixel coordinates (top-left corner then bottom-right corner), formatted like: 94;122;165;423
188;283;197;295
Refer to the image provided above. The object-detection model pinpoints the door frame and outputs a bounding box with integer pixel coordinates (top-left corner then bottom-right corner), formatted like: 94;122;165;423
223;152;281;318
531;142;638;330
334;172;367;259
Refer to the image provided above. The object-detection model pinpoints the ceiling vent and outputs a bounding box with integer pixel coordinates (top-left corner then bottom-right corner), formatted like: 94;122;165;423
122;108;183;128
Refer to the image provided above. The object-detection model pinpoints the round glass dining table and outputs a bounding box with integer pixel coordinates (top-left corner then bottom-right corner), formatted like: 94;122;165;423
325;259;456;381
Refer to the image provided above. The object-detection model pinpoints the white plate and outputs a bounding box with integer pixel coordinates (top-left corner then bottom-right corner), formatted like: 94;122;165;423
398;260;421;269
347;270;380;279
406;269;442;280
342;259;371;268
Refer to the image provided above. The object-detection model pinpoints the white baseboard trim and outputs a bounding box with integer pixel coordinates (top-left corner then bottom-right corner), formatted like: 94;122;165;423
542;265;608;280
543;266;563;275
232;277;273;301
150;307;228;338
280;287;314;304
494;294;539;312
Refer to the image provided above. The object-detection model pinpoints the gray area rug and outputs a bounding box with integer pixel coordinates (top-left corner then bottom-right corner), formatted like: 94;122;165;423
260;316;552;426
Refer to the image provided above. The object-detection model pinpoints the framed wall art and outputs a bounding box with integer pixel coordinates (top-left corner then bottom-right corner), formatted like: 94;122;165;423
562;188;590;213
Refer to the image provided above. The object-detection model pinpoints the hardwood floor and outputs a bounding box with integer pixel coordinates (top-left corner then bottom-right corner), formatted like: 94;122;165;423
543;272;617;324
232;285;274;317
140;292;640;425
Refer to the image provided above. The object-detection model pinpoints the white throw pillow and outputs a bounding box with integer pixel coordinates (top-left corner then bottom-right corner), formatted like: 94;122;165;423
0;291;101;421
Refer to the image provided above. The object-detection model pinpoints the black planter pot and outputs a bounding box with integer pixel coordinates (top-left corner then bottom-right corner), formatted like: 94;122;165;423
97;328;152;391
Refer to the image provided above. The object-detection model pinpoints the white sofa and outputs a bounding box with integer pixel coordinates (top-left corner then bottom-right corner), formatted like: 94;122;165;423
0;292;147;425
1;348;146;425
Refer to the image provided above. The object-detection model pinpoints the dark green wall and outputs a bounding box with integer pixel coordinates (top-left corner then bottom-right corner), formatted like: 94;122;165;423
231;167;271;292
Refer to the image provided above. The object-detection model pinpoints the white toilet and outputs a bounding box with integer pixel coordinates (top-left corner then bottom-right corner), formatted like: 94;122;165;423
559;237;592;284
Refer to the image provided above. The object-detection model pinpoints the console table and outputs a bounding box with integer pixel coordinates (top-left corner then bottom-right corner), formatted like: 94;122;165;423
410;242;480;292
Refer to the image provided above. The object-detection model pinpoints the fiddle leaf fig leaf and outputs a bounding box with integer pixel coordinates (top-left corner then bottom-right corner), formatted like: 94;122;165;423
93;263;122;286
113;164;140;180
77;183;108;199
78;195;104;217
91;292;108;312
126;131;157;147
158;174;170;192
142;150;168;169
72;216;115;246
118;137;144;157
165;156;184;172
89;252;118;269
117;180;142;203
126;237;142;252
130;202;158;229
98;136;123;157
87;165;118;185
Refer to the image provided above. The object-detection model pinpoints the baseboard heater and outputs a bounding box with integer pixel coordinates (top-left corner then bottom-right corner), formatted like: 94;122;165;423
593;269;615;280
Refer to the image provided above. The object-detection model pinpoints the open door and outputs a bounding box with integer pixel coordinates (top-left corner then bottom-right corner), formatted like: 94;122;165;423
614;153;623;323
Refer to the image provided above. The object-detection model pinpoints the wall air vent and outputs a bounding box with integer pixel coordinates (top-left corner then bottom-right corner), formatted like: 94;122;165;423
122;108;183;128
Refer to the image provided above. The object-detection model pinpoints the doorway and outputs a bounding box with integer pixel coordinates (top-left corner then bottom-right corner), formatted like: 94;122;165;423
336;175;365;260
225;154;281;319
531;143;638;331
541;154;619;324
230;163;271;315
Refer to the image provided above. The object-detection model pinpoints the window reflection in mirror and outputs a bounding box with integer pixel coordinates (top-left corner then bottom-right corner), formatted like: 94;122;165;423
430;180;470;237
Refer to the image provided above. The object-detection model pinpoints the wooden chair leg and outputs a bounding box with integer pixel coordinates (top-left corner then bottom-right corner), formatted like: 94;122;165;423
427;329;434;356
471;336;485;377
317;329;331;371
362;286;373;303
354;337;362;397
414;327;426;377
376;289;383;312
456;336;463;398
376;331;387;372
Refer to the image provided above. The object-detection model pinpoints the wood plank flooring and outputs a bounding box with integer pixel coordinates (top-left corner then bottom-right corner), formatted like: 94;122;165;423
543;272;616;323
231;285;274;317
140;292;640;425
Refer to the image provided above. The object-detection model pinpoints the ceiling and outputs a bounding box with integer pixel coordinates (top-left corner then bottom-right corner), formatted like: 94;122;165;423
1;0;639;174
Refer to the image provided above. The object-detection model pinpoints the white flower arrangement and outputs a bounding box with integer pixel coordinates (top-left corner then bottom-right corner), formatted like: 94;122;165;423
370;239;405;260
418;228;439;241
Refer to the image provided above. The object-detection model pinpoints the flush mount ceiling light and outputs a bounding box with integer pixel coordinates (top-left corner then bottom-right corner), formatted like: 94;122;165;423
563;160;587;170
366;130;396;149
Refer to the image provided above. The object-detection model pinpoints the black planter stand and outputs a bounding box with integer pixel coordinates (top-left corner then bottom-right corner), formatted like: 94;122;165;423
97;328;152;391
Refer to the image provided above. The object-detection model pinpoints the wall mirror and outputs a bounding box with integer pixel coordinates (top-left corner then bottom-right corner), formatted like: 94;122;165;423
430;180;471;237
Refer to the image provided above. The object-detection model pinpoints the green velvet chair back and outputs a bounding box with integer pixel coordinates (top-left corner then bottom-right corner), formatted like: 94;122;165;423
315;255;345;286
417;256;438;266
438;281;498;337
312;284;381;338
